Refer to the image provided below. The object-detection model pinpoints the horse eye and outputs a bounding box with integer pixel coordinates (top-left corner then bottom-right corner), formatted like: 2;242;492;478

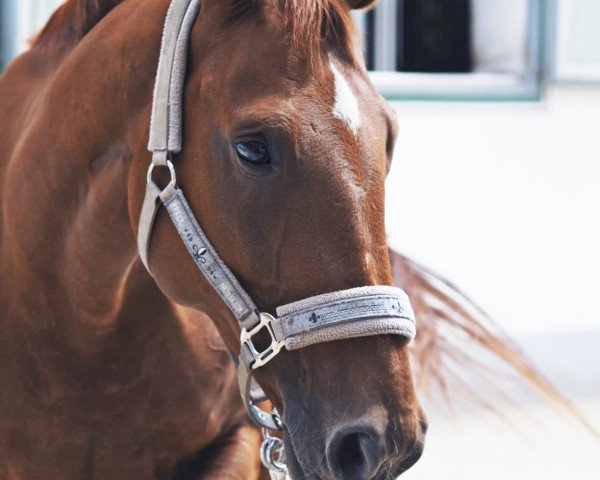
235;141;270;165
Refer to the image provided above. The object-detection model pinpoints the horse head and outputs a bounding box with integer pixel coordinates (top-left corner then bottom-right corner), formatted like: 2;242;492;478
130;1;426;478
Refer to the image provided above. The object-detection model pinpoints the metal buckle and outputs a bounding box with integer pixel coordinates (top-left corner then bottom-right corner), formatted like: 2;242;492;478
147;159;177;190
240;312;284;369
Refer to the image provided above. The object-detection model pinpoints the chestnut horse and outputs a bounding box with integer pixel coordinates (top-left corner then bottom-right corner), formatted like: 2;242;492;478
0;0;428;478
3;0;568;478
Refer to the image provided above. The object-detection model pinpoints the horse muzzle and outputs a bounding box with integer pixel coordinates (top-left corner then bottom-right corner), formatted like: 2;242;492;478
283;407;427;480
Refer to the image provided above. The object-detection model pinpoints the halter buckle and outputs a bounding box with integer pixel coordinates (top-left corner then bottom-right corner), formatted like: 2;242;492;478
147;159;177;190
241;312;284;369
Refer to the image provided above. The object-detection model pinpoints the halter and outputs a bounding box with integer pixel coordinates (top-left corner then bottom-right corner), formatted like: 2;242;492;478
137;0;416;476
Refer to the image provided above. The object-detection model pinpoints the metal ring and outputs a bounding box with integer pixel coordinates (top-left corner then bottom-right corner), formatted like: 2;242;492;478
260;431;288;474
147;159;177;190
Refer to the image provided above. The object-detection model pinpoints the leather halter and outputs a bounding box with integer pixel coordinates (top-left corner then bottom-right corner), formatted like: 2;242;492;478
137;0;416;436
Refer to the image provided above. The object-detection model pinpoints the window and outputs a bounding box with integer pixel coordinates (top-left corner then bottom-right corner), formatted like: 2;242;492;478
354;0;544;101
548;0;600;82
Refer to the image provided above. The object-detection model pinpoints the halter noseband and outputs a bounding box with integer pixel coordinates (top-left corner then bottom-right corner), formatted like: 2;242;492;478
137;0;416;457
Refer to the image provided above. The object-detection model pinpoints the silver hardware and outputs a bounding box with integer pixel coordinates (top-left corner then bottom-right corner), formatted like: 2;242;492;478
261;427;289;479
247;402;284;432
240;312;284;369
272;410;284;430
146;159;177;190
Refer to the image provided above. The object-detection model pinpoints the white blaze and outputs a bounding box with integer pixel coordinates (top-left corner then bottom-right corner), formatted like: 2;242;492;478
330;61;361;135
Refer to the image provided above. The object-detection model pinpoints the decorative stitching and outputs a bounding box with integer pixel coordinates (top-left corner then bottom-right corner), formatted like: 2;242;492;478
165;190;257;321
277;292;410;316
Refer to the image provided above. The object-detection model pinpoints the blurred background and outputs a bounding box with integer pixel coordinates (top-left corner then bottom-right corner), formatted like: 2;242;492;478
1;0;599;478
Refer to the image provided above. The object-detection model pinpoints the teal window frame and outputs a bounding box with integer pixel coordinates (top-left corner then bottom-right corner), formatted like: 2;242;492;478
357;0;545;102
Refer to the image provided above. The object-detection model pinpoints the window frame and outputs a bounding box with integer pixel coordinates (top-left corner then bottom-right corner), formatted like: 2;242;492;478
355;0;545;102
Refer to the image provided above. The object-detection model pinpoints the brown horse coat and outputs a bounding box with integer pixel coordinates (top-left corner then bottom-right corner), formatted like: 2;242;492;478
0;1;266;478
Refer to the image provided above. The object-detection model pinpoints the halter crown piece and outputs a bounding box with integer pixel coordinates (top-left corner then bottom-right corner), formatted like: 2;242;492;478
137;1;416;477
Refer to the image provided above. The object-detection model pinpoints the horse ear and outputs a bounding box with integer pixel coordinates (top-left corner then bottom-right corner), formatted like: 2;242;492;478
345;0;378;10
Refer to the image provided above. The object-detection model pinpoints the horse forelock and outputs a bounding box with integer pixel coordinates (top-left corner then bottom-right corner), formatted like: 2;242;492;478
228;0;360;68
278;0;358;60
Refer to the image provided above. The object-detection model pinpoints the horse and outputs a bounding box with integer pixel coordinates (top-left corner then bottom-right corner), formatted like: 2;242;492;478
0;0;428;478
4;0;576;478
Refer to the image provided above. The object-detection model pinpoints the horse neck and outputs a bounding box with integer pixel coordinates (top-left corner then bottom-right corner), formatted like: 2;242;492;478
1;1;167;344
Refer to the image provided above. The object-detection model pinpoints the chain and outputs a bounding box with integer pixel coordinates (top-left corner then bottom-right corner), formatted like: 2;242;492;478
260;425;289;480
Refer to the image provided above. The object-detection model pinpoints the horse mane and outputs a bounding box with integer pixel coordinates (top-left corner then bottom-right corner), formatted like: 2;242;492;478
32;0;125;50
389;249;596;433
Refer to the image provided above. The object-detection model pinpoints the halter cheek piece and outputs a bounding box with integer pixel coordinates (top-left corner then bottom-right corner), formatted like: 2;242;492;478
137;0;416;472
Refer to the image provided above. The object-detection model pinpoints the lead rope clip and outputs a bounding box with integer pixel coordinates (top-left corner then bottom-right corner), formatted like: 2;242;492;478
260;424;289;480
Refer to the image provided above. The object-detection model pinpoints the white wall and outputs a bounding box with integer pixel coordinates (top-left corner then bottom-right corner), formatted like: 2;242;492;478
386;85;600;338
387;88;600;480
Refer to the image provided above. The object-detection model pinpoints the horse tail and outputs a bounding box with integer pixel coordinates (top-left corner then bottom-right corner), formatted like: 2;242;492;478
389;249;595;432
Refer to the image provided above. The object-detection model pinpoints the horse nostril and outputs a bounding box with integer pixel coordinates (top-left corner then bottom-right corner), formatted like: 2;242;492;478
326;426;382;480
